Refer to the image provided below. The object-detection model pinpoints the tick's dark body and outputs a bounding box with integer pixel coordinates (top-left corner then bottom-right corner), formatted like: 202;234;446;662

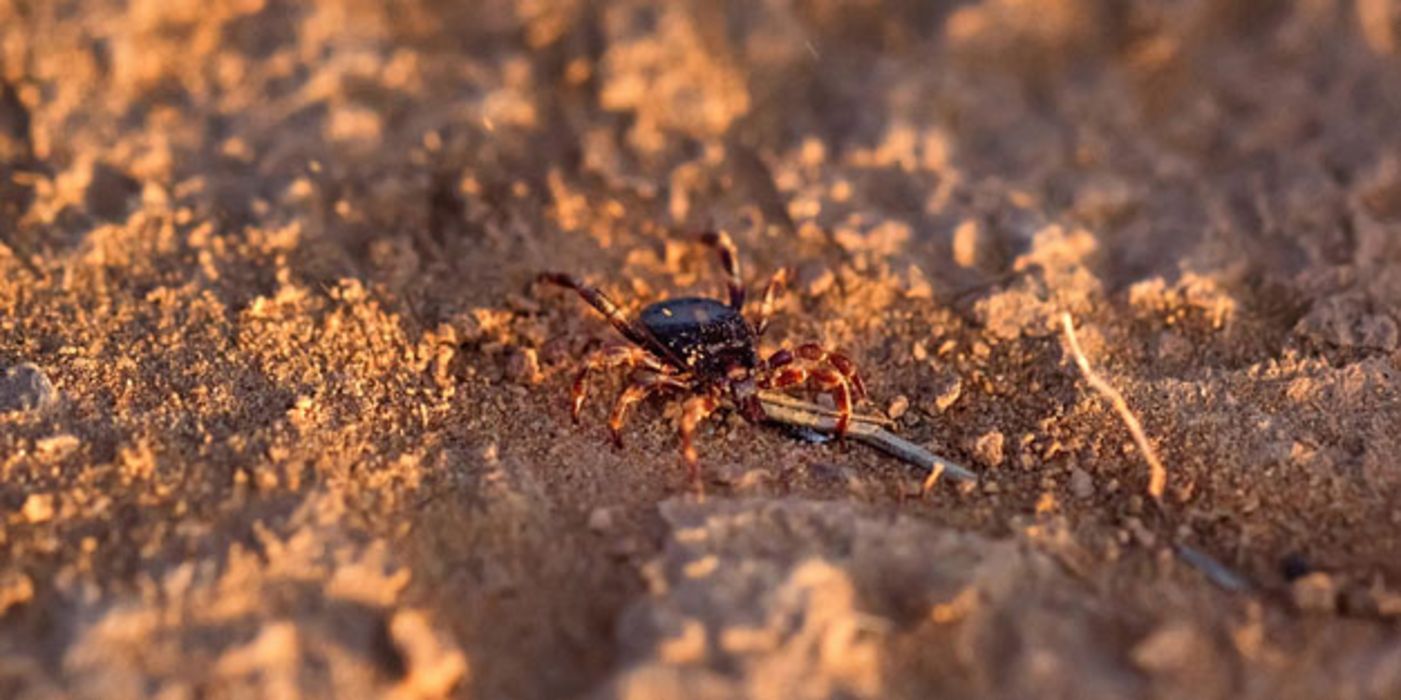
639;297;758;380
539;230;865;485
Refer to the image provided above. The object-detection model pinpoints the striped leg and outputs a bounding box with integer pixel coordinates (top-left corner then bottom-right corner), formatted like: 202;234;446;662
765;364;855;436
571;345;668;422
753;267;791;337
678;393;721;484
795;343;866;400
764;347;794;369
698;231;746;310
539;273;659;352
607;372;690;448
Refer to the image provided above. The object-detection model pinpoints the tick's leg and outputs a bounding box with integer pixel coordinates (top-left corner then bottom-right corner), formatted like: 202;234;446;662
753;267;790;337
571;345;667;422
678;393;721;484
698;231;746;310
539;273;658;351
607;372;689;448
795;343;867;400
763;364;855;436
764;347;794;370
811;367;854;436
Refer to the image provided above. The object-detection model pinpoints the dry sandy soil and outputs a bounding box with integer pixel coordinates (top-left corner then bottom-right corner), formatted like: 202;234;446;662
4;1;1401;698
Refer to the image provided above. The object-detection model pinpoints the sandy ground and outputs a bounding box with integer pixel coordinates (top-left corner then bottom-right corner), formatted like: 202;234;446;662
3;1;1401;698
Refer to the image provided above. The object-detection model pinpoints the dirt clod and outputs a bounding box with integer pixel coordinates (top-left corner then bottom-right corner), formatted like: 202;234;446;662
930;375;963;413
971;431;1006;469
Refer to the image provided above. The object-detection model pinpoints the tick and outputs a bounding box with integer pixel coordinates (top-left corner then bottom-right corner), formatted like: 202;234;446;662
539;232;866;484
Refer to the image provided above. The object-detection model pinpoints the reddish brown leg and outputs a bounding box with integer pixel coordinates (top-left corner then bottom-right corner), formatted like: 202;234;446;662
763;364;855;436
698;231;746;310
795;343;867;400
571;345;667;422
765;347;794;369
678;393;721;484
607;372;689;448
812;368;854;435
753;267;791;337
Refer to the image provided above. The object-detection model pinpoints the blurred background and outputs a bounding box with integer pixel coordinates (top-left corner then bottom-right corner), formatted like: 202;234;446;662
3;1;1401;698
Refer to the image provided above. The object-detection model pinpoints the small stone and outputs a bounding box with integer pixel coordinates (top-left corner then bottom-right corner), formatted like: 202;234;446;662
22;493;55;524
0;570;34;614
951;219;983;269
36;434;80;457
1131;621;1204;673
1368;587;1401;618
904;264;934;300
931;375;962;412
1291;572;1338;613
1069;468;1094;499
588;507;615;532
0;363;56;413
971;431;1005;468
887;395;910;420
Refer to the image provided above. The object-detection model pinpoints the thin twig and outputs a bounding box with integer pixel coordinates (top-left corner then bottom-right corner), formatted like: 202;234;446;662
1060;312;1167;501
757;393;977;483
756;389;896;428
1175;543;1252;593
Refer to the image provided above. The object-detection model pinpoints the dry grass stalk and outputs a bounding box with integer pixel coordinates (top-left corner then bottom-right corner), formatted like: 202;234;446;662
1060;312;1167;501
756;391;977;483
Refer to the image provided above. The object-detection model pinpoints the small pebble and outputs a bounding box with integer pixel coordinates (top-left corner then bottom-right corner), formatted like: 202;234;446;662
887;395;910;420
0;571;35;614
971;430;1005;468
36;434;80;457
1291;572;1338;613
0;363;56;413
587;507;615;532
951;219;983;269
1131;621;1204;673
22;493;55;524
931;375;962;412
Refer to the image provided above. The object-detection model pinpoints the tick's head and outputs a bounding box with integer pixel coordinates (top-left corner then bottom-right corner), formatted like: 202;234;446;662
726;365;766;422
